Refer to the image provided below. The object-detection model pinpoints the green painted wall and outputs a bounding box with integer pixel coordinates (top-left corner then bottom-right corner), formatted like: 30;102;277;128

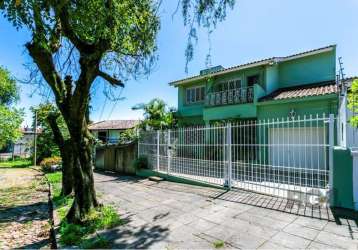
266;64;279;93
178;80;206;117
177;115;205;126
332;147;354;209
278;50;336;87
257;95;338;120
177;66;265;122
203;103;257;121
174;48;337;124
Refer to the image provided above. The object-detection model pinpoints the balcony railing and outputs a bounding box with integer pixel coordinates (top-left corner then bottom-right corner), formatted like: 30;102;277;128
205;86;254;107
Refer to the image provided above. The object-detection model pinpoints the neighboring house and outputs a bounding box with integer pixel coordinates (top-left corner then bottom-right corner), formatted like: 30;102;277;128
170;45;339;126
12;127;38;157
89;120;139;144
0;126;41;160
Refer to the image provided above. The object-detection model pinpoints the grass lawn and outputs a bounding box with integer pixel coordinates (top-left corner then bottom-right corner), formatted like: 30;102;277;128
0;159;32;168
46;172;122;248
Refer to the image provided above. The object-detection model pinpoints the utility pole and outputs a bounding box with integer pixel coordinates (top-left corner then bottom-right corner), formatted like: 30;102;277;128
33;111;37;166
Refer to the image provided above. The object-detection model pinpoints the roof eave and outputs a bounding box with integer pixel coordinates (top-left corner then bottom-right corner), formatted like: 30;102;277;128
169;45;336;87
281;46;335;62
257;93;338;105
169;59;274;87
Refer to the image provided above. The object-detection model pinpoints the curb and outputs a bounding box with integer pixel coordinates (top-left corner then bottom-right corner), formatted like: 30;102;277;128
32;168;58;249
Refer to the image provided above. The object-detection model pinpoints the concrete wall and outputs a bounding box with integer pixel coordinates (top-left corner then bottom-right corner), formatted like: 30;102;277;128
95;143;137;174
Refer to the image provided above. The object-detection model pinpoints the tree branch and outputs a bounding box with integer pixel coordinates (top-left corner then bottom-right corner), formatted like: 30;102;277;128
97;70;124;88
46;112;65;147
26;42;66;103
52;1;95;53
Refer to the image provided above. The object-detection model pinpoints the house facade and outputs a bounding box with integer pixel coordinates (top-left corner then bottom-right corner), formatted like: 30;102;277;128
0;127;41;160
170;45;338;126
89;120;139;144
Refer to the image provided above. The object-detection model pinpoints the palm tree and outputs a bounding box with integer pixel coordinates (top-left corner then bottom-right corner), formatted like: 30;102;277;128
132;98;176;130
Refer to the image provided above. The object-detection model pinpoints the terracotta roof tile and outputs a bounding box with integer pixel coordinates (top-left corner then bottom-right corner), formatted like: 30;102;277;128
88;120;140;130
259;81;337;102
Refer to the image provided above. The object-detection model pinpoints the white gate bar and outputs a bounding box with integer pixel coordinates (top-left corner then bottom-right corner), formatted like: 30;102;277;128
167;129;171;174
329;114;334;203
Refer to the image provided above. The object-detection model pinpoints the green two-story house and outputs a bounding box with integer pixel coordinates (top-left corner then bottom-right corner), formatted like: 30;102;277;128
170;45;338;126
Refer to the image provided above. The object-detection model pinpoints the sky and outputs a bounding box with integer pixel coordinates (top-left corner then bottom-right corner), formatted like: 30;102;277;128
0;0;357;126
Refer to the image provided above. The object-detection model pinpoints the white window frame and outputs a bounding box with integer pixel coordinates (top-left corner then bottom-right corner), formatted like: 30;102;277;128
214;78;242;92
185;85;205;104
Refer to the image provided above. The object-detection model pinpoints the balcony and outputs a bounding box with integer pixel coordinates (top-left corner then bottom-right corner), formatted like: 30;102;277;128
205;86;254;107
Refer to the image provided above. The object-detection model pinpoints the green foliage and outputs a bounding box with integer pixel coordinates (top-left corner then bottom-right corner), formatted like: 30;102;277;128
49;172;119;247
133;155;148;170
45;172;73;221
0;105;24;148
46;171;62;184
213;240;225;248
0;0;160;76
181;0;236;70
59;206;121;247
60;222;85;245
0;158;32;168
0;66;19;106
40;156;62;172
118;128;138;144
133;98;177;130
348;79;358;127
30;103;68;162
85;206;122;230
80;235;110;249
0;66;23;149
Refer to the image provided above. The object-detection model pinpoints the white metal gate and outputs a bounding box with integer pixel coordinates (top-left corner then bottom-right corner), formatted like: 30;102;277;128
138;114;335;206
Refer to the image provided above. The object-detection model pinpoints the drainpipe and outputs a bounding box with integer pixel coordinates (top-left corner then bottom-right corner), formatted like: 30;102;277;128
351;149;358;210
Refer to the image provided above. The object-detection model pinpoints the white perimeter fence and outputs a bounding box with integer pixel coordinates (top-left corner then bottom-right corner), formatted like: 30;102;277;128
138;114;335;207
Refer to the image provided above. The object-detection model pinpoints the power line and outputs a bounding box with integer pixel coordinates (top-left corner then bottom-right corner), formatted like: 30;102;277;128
98;95;108;121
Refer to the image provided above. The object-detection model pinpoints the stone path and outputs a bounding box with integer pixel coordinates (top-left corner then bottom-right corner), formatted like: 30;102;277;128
94;171;358;249
0;168;50;249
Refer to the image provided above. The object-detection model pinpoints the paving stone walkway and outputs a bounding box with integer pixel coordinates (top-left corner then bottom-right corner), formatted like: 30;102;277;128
94;171;358;249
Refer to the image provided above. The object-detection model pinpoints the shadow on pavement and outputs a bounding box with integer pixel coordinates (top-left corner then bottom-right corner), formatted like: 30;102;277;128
90;214;170;249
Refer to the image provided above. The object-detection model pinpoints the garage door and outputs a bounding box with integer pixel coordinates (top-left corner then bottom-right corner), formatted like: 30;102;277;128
269;127;326;170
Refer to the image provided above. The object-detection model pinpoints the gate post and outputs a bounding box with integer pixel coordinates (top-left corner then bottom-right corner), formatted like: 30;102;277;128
156;130;160;171
167;129;171;175
136;128;140;158
224;123;232;189
328;114;335;204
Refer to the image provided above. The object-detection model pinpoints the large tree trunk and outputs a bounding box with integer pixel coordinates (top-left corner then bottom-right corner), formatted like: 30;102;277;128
66;123;98;223
26;40;101;223
61;140;75;196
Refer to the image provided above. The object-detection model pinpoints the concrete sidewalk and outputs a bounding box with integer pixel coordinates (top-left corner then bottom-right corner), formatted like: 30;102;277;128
94;171;358;249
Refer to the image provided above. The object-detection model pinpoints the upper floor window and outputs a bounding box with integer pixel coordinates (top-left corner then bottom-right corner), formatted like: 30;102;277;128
213;79;241;92
186;86;205;104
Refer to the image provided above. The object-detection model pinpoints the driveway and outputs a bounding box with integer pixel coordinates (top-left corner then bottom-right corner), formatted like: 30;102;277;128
94;171;358;249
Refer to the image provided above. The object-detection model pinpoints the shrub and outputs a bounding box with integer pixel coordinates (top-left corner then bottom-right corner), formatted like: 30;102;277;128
59;222;85;245
40;156;62;172
213;240;225;249
59;206;121;247
132;155;148;170
80;235;110;249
